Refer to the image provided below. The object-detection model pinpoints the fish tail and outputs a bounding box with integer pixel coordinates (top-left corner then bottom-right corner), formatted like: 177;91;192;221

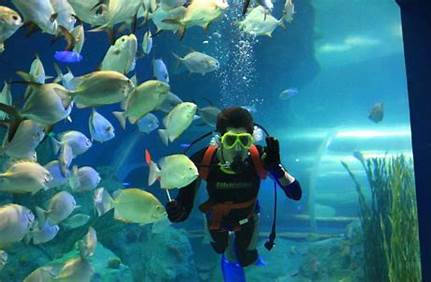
279;16;287;29
35;206;47;228
147;151;160;186
68;165;80;191
145;149;152;166
172;52;182;61
158;129;169;146
15;71;33;82
112;111;127;130
53;63;63;83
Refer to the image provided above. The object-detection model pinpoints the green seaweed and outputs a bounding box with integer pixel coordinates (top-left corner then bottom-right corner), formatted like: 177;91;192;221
341;154;421;282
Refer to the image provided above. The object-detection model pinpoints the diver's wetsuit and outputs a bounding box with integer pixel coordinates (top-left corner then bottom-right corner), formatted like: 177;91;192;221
170;145;302;267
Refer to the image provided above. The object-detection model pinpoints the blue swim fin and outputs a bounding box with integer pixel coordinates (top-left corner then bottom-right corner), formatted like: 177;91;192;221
221;254;246;282
255;255;267;266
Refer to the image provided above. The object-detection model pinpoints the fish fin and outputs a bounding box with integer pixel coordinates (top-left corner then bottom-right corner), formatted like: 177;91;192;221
60;143;73;172
202;97;214;106
23;233;32;245
36;207;47;228
0;102;20;121
113;111;127;130
15;71;33;82
120;97;128;111
69;165;80;191
53;63;63;83
145;149;152;166
128;115;139;124
24;22;41;37
148;159;160;186
172;52;184;62
76;102;87;109
204;22;211;32
279;18;287;29
153;29;163;37
48;134;61;155
177;26;186;40
57;26;75;51
158;129;169;146
130;75;138;87
131;12;138;34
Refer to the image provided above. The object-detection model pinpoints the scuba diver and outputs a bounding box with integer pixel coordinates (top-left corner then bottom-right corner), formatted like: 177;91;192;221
165;107;302;281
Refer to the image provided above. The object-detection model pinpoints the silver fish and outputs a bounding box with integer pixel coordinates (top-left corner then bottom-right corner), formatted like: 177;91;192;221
101;34;138;74
62;213;90;229
0;6;23;53
153;58;169;83
39;191;77;225
0;250;7;271
0;161;52;194
93;187;113;216
368;102;384;123
44;160;69;188
0;82;12;120
1;119;46;160
173;51;219;75
89;108;115;143
157;92;183;113
69;165;101;193
50;0;77;31
0;204;35;245
197;106;221;128
30;221;60;244
55;130;92;170
137;113;159;134
142;30;153;55
11;0;59;35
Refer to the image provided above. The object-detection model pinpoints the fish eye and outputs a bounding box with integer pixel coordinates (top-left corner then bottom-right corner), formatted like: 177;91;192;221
12;15;18;21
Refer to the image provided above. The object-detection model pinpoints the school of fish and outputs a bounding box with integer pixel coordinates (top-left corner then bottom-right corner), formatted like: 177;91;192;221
0;0;295;280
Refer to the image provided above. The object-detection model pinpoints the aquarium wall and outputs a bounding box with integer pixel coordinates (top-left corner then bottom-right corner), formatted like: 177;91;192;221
0;0;423;281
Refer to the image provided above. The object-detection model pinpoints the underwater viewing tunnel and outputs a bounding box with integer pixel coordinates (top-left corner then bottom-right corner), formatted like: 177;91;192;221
0;0;430;281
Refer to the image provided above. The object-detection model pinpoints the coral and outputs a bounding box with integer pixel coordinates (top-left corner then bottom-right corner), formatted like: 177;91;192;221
341;154;422;282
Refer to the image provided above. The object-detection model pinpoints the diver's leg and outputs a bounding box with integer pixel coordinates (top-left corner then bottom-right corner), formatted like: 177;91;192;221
234;213;260;267
209;229;229;254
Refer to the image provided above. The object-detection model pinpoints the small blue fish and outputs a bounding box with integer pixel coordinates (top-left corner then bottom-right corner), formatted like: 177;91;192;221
137;113;159;134
54;51;83;63
153;59;169;83
89;109;115;143
279;88;299;100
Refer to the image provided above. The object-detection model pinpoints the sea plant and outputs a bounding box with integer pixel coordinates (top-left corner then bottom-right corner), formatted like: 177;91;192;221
341;153;421;282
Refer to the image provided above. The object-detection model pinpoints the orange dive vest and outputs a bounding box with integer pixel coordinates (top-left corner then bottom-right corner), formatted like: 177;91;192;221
197;144;267;231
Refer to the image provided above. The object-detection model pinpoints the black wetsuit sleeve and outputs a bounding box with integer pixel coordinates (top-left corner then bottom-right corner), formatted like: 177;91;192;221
171;148;206;222
172;178;201;222
280;179;302;201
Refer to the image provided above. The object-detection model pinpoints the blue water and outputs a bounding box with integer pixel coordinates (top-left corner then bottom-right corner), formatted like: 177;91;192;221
0;0;419;281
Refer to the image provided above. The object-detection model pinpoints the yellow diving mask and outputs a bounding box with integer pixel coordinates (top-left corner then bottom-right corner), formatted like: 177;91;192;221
220;132;254;149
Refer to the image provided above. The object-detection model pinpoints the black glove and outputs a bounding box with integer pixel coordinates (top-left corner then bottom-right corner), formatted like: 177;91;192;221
263;136;285;178
165;200;187;222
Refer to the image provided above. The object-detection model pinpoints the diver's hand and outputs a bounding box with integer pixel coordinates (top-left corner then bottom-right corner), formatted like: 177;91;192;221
165;200;187;222
264;136;284;178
